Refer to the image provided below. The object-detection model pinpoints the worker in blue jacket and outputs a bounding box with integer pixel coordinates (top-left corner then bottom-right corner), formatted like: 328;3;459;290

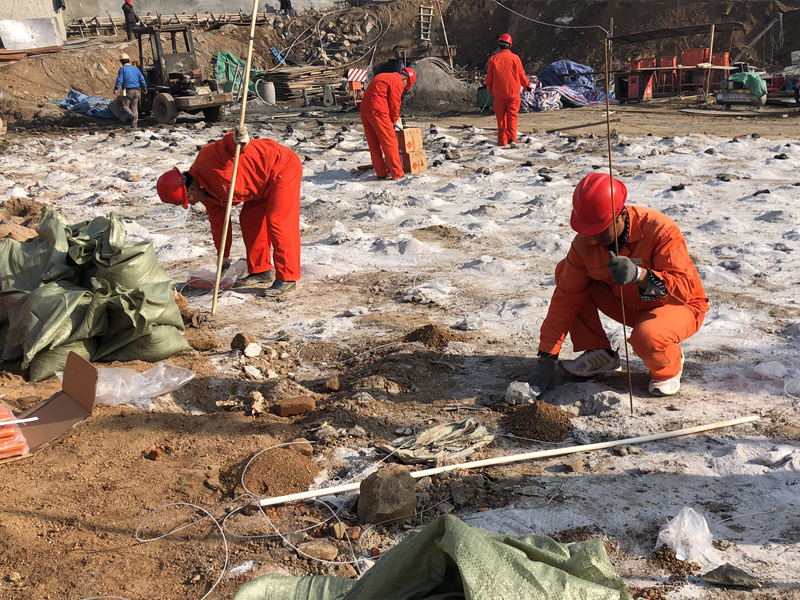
114;52;146;128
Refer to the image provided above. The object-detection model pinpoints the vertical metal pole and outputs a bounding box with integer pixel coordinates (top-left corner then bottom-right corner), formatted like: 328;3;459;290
436;0;453;69
210;0;261;315
704;24;716;102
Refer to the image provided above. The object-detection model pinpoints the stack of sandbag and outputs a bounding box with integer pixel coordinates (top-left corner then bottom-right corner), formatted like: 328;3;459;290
0;208;189;382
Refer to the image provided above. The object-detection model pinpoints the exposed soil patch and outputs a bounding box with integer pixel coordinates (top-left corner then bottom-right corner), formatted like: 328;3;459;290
412;225;466;249
650;547;701;578
404;324;467;348
501;401;574;442
0;198;47;228
239;447;321;497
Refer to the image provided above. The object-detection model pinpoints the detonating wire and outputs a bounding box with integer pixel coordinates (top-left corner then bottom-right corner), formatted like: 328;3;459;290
603;37;635;416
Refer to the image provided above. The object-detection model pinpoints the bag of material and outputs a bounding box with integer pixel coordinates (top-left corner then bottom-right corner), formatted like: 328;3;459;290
91;362;195;410
234;515;633;600
101;325;190;363
29;339;98;383
655;506;714;562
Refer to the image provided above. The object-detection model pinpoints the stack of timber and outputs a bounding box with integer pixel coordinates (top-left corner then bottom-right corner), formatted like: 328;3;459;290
0;46;62;64
262;66;344;101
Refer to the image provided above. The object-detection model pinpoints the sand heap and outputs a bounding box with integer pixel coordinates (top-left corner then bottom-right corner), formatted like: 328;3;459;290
404;59;477;113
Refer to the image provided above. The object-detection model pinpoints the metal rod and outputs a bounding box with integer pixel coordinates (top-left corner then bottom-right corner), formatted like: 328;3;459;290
210;0;260;315
257;415;759;507
704;24;716;102
604;37;635;416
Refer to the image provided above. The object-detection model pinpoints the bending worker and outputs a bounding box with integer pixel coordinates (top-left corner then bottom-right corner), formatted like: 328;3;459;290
113;53;146;129
156;127;301;296
360;67;416;180
528;173;708;396
486;33;530;146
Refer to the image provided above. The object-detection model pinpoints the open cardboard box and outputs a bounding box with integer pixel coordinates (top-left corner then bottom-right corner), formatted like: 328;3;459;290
1;352;97;465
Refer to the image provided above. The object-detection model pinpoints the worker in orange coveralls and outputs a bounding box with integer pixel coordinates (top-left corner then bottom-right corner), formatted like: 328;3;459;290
360;67;416;180
156;126;301;296
486;33;531;146
528;173;709;396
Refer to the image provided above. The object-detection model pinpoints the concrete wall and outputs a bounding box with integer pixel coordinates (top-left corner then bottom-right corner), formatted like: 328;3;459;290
64;0;338;20
0;0;66;47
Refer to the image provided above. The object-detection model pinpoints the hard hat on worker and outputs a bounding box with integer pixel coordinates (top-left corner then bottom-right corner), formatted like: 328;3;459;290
119;52;130;61
157;167;189;209
498;33;513;46
399;67;416;90
570;172;628;235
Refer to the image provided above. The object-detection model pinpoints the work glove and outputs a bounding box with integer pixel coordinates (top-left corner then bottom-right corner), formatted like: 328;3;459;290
527;358;557;393
234;125;250;147
607;250;641;285
394;122;403;131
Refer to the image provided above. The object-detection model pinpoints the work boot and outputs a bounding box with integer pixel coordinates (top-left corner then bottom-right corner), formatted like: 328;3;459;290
261;280;296;296
561;349;620;377
648;351;684;396
507;141;518;148
234;269;275;288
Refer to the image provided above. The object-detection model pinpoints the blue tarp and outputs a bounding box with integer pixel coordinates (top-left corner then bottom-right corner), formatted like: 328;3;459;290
58;89;115;119
538;60;597;97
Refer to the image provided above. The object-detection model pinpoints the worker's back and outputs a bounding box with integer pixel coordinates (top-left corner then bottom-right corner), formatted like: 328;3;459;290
487;49;528;98
362;72;404;119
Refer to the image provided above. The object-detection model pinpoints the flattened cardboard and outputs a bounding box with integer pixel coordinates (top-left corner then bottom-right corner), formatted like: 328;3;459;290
1;352;97;463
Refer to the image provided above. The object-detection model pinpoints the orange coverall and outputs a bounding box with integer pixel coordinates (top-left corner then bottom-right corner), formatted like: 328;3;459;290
486;49;530;145
360;72;405;179
189;132;302;281
538;206;709;381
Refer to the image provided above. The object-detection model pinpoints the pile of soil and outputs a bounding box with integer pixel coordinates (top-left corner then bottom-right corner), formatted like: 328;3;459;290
650;547;700;577
0;197;46;228
404;324;466;348
501;401;574;442
241;447;321;496
404;59;478;114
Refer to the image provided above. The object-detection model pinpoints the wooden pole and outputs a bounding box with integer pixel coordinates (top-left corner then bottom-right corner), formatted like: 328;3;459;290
257;415;759;507
704;23;716;102
210;0;260;315
435;0;453;69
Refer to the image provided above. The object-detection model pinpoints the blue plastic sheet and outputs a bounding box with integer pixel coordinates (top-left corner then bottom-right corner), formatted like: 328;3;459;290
538;60;597;96
59;89;115;119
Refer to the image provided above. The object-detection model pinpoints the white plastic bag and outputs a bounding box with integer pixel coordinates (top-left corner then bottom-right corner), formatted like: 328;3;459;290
94;363;195;410
504;381;539;406
187;259;247;291
655;506;714;562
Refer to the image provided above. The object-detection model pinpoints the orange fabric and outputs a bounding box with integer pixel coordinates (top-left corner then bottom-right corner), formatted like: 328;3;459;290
190;133;302;280
493;96;520;145
361;72;405;123
486;49;530;99
538;205;709;375
361;111;404;179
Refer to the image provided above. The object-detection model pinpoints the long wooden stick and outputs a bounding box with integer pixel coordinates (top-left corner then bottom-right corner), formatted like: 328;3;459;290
257;415;759;507
210;0;260;315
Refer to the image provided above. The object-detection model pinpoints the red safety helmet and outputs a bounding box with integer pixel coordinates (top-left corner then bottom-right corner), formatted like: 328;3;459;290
399;67;416;90
570;172;628;235
157;167;188;209
498;33;513;46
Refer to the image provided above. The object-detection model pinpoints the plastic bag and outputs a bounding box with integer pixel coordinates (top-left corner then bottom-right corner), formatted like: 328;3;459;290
505;381;539;405
655;506;714;562
187;260;247;291
92;362;195;410
0;404;29;460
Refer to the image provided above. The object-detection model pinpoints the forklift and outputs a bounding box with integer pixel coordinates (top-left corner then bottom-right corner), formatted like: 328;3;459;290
134;25;233;124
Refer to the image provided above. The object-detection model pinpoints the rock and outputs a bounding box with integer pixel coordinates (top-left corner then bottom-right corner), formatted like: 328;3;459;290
348;425;367;437
444;149;461;160
204;469;221;491
243;342;262;357
0;224;37;241
704;148;715;154
232;332;255;350
343;306;368;316
337;563;358;578
331;522;347;539
248;391;269;416
325;375;341;391
357;467;417;525
395;427;413;435
297;540;339;561
455;317;483;331
352;391;374;404
291;438;314;456
347;526;362;540
353;375;402;395
274;396;317;416
6;572;21;583
314;423;339;442
774;152;789;160
565;459;585;473
437;501;455;514
716;173;732;182
450;481;477;507
243;365;262;379
702;563;761;589
579;390;627;416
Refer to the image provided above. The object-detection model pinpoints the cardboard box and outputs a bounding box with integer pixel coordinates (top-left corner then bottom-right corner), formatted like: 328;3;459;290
396;127;424;153
0;352;97;464
401;150;427;174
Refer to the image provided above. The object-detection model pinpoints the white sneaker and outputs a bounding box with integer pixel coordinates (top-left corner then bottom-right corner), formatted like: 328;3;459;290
561;349;620;377
648;351;684;396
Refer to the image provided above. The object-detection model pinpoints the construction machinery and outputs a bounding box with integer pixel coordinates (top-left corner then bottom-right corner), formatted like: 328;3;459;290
716;72;767;110
133;24;233;124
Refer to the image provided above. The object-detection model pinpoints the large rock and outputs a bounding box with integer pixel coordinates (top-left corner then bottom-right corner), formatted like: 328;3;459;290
296;540;338;561
274;395;317;416
357;467;416;525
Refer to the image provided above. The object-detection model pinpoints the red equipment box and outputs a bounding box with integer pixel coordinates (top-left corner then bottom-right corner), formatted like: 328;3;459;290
712;52;730;66
639;57;657;69
681;48;710;66
627;59;641;71
658;56;677;68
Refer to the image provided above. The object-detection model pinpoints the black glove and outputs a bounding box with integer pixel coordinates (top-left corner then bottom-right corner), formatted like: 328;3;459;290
607;250;640;285
528;358;557;392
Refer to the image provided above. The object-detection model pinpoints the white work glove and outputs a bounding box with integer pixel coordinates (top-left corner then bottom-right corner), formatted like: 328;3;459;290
394;123;403;131
234;125;250;147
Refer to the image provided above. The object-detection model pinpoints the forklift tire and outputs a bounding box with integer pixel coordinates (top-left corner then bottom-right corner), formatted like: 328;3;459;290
153;93;178;124
202;105;225;122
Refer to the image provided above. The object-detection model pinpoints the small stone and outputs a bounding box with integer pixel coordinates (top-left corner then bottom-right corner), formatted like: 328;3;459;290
670;184;685;191
143;448;160;461
716;174;732;182
6;572;21;583
450;481;476;507
274;396;317;416
314;423;339;442
357;467;417;525
444;149;461;160
343;306;368;317
348;425;367;437
266;369;279;379
613;446;630;456
337;563;358;578
394;427;413;435
437;501;455;514
244;365;262;379
774;152;789;160
347;526;362;540
204;470;221;491
243;342;262;357
297;540;339;561
565;459;585;473
331;522;347;539
248;391;269;416
231;332;255;349
702;563;761;589
325;375;341;391
352;391;374;404
194;121;206;130
291;438;313;456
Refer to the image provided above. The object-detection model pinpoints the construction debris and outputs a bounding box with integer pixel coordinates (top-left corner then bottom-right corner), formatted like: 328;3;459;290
357;467;417;525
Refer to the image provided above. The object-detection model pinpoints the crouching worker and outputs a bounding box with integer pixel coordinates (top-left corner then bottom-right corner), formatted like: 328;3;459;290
528;173;708;396
157;126;301;296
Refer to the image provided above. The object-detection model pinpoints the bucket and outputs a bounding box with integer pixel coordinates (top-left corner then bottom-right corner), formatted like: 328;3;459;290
256;79;276;105
476;87;493;109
